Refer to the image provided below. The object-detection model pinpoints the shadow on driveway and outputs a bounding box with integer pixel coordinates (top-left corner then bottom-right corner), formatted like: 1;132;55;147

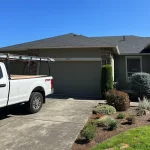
0;104;30;120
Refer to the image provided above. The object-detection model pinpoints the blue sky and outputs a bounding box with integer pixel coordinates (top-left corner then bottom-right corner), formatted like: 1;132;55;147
0;0;150;47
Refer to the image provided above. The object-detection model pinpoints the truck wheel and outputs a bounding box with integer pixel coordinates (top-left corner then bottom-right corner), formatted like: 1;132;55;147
27;92;43;114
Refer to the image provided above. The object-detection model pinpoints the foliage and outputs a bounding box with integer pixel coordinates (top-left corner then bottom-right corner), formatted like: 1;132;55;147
136;108;146;116
137;97;150;116
101;65;113;97
80;123;96;141
105;120;118;131
93;105;116;115
96;116;113;127
117;113;125;119
136;97;150;116
126;115;136;125
92;126;150;150
97;116;118;131
130;72;150;98
105;89;130;111
138;97;150;110
89;119;98;125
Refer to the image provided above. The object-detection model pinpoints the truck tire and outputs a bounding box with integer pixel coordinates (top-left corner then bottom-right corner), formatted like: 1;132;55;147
27;92;43;114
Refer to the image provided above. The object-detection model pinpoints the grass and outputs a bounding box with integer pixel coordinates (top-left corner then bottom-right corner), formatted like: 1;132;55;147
92;126;150;150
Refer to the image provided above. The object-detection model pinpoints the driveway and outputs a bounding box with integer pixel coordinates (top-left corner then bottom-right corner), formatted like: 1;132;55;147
0;99;98;150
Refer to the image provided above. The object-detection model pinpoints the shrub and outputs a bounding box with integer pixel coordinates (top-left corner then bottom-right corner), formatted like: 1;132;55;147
136;97;150;116
117;113;125;119
126;115;136;125
89;119;98;125
91;113;104;119
80;123;96;141
105;120;118;131
93;105;116;115
97;116;118;130
105;89;130;111
101;65;113;97
136;108;146;116
130;72;150;98
97;116;114;127
96;116;112;127
138;97;150;110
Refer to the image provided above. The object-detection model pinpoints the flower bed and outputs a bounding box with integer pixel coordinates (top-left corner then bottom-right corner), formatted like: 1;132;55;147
71;105;150;150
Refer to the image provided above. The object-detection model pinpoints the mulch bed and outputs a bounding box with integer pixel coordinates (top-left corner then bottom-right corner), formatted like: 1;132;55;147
71;107;150;150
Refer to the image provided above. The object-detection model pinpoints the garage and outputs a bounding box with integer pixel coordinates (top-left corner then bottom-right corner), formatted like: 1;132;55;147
50;60;102;98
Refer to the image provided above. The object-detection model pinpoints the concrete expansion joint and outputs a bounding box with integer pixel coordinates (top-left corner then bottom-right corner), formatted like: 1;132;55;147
12;117;84;125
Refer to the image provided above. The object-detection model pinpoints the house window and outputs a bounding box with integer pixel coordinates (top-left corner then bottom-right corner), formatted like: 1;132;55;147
126;56;142;82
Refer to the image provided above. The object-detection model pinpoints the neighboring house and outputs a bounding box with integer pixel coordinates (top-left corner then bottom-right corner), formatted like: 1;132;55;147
0;33;150;98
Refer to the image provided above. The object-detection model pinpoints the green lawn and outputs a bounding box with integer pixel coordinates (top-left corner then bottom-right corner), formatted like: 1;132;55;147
92;126;150;150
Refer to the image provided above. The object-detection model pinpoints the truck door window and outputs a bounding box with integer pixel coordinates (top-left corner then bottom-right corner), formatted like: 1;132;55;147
0;66;3;79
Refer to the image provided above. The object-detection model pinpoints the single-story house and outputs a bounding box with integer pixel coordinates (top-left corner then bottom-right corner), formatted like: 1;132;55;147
0;33;150;98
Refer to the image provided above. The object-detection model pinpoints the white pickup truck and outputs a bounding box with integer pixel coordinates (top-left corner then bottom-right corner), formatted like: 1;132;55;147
0;53;54;113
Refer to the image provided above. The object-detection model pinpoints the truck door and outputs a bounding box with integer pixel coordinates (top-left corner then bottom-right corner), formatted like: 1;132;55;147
0;64;8;107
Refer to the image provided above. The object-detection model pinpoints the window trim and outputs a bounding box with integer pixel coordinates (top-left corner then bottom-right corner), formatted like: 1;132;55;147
125;56;142;82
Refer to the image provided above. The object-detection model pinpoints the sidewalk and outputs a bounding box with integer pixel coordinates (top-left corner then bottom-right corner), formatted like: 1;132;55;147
99;100;138;107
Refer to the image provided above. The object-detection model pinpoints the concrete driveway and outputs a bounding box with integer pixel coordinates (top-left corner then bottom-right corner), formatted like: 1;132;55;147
0;99;98;150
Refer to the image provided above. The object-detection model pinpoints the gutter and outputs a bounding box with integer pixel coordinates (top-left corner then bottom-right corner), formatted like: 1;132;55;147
0;46;121;55
120;53;150;56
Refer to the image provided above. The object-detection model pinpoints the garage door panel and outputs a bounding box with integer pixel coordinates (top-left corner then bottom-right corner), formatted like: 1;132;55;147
50;61;101;98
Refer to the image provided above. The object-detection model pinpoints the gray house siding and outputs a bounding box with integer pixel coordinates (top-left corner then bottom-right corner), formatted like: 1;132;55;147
114;55;128;90
142;55;150;73
115;55;150;91
38;48;113;58
39;48;113;98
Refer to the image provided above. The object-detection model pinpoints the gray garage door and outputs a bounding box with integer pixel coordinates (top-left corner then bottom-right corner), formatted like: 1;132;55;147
50;61;101;98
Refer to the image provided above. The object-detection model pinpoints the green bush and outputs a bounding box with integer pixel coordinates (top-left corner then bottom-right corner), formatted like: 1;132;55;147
89;119;98;125
130;72;150;98
101;65;113;98
97;116;118;130
97;116;114;127
117;113;125;119
126;115;136;125
80;123;96;141
93;105;116;115
105;120;118;131
105;89;130;111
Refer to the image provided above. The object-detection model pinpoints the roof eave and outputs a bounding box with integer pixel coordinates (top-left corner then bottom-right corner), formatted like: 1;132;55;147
0;45;120;53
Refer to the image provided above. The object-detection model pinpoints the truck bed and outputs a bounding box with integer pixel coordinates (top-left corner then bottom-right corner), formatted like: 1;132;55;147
10;75;46;80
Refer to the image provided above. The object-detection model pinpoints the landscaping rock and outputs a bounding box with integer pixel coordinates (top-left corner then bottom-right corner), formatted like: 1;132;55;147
143;109;150;115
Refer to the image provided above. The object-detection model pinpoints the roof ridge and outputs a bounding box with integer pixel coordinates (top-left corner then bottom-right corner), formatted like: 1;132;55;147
0;33;88;49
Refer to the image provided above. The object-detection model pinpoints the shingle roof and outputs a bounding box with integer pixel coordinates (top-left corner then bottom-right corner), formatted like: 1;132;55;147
0;33;115;51
1;33;150;54
91;36;150;54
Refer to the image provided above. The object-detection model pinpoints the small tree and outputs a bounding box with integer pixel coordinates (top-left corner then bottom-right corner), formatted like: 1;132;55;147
130;72;150;98
101;64;113;98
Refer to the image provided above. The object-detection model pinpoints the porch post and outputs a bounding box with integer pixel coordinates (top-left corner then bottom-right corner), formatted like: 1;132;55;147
106;55;114;81
110;55;114;81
